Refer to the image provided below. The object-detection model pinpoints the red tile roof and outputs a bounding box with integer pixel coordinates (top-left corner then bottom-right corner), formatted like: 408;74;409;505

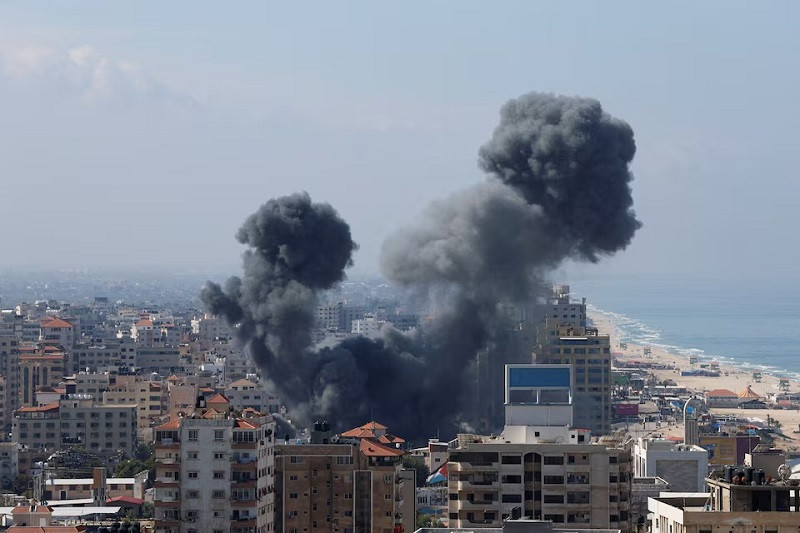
378;434;406;445
207;393;230;404
705;389;737;397
17;402;59;413
155;419;180;430
234;419;259;429
107;495;144;505
135;319;153;327
41;318;73;329
359;438;404;458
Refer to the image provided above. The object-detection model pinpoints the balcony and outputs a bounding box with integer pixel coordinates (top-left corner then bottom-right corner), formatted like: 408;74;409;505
453;461;500;472
232;441;257;449
154;500;181;508
456;499;499;510
155;456;180;465
154;476;180;487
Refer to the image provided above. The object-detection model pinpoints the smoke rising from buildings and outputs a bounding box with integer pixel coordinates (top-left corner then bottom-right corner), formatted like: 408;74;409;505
202;92;641;441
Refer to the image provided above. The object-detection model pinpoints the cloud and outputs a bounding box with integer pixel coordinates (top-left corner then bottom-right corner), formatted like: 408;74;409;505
0;41;191;104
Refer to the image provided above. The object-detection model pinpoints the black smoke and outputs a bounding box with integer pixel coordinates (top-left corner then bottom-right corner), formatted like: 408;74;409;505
203;92;640;441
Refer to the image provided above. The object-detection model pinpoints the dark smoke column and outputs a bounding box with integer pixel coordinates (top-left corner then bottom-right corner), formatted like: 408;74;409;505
201;192;357;413
478;92;641;258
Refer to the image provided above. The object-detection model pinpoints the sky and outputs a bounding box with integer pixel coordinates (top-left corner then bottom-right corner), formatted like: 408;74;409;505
0;1;798;282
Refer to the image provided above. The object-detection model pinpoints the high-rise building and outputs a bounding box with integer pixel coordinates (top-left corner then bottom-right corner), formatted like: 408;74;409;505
448;364;631;530
274;421;416;533
152;403;276;533
534;320;612;434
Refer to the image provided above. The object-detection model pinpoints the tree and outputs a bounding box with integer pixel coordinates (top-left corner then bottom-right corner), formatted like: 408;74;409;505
402;455;429;487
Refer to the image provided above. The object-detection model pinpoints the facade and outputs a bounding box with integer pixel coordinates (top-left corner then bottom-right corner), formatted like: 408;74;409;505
19;348;65;407
135;346;181;373
0;441;19;488
633;438;709;492
103;376;167;440
448;365;631;531
0;332;20;426
704;389;740;408
70;337;136;372
649;475;800;533
699;435;760;466
153;408;276;533
225;379;279;415
12;394;136;461
274;421;415;533
534;320;612;434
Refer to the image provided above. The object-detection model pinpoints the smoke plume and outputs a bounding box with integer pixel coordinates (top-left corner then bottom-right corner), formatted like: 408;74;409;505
203;92;640;441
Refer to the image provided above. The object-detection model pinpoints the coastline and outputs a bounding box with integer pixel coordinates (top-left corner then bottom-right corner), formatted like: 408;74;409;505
588;308;800;451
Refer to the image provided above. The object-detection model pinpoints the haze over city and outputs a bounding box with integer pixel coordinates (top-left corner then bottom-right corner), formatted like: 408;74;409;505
1;1;799;281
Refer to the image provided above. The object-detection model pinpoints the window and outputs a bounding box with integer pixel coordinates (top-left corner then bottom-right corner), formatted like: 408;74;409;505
502;494;522;503
212;490;226;499
501;455;521;465
188;452;198;460
186;490;199;499
188;430;198;441
543;494;564;504
543;456;564;465
188;472;198;479
213;471;225;479
214;429;224;441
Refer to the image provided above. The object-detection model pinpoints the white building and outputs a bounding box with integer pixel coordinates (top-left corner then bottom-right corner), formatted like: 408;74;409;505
447;364;632;530
704;389;741;408
633;437;708;492
351;315;385;337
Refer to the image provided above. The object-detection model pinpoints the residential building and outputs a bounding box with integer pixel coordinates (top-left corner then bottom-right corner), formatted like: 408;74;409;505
633;438;708;492
0;332;20;426
12;391;136;462
39;317;75;352
135;346;181;373
274;421;416;533
70;337;136;373
534;320;612;434
225;379;279;415
152;404;276;533
19;346;65;407
649;473;800;533
0;441;19;488
448;364;631;530
630;477;669;527
103;376;167;440
44;469;148;502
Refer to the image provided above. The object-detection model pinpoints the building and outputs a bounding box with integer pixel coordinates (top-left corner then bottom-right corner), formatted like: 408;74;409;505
633;438;708;492
630;477;669;528
103;376;168;440
12;390;136;463
70;337;136;373
19;347;65;407
699;434;760;466
448;364;631;530
649;472;800;533
274;421;416;533
135;346;181;373
39;318;75;352
0;441;19;488
225;379;279;415
152;403;276;533
534;320;612;434
0;332;20;426
44;468;148;502
703;389;740;408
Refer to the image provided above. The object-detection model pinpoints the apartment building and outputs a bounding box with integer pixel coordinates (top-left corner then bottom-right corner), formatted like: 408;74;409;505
19;346;65;407
103;376;167;440
274;421;415;533
633;438;708;492
70;337;136;372
153;405;276;533
0;332;20;426
226;379;279;415
448;364;631;531
39;317;75;351
534;320;612;434
649;473;800;533
135;346;181;373
12;391;136;462
0;441;18;488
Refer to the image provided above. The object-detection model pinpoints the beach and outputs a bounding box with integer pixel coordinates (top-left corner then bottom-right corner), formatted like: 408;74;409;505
590;310;800;451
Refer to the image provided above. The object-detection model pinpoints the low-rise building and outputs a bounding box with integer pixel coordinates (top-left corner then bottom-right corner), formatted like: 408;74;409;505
649;473;800;533
633;438;708;492
704;389;740;408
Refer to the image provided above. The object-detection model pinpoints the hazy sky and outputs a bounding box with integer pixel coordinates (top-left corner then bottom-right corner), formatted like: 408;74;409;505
1;1;798;281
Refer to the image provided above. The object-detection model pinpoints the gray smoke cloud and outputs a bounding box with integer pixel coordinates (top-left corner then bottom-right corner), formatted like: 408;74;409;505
203;92;640;441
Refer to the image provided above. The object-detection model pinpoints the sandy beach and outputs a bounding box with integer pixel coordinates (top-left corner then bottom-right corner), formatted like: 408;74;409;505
590;310;800;451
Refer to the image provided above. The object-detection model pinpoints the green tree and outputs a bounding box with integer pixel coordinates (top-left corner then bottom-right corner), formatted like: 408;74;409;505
402;456;429;487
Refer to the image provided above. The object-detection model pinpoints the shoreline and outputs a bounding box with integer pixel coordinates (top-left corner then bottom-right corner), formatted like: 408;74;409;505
588;308;800;451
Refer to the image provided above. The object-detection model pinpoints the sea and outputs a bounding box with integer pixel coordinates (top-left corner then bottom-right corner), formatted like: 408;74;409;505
570;276;800;379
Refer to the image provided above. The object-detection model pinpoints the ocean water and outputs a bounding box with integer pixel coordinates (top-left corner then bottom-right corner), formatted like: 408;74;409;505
570;276;800;378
